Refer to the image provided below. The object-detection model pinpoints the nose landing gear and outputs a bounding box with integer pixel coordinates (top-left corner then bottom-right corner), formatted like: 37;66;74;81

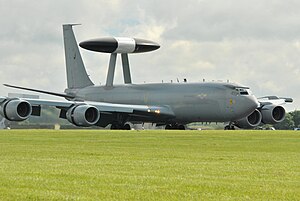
224;124;235;130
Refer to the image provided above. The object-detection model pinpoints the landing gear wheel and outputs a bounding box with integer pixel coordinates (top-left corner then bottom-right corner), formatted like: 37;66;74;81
111;123;122;130
177;124;186;130
165;124;186;130
111;122;133;130
123;123;132;130
224;125;235;130
165;124;173;130
224;125;230;130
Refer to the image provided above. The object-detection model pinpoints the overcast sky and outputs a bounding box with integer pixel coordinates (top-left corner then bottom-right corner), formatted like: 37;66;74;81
0;0;299;110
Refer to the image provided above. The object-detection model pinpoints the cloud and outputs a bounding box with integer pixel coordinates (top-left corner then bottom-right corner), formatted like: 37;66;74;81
162;0;300;41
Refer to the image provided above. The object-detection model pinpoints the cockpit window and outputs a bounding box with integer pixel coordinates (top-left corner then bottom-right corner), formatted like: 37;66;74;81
235;88;251;96
240;91;249;95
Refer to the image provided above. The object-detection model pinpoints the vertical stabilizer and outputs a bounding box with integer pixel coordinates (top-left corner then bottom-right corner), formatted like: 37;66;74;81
63;24;94;89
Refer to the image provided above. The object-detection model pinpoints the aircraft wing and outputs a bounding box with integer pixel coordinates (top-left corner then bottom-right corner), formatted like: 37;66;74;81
0;97;175;127
257;96;293;106
25;98;175;116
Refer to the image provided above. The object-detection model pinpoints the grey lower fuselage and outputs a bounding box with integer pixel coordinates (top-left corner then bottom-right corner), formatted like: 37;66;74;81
67;82;259;124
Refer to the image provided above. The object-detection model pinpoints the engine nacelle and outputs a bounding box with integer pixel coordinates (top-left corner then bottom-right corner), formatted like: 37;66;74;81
235;109;262;129
260;104;285;124
66;105;100;127
0;99;32;121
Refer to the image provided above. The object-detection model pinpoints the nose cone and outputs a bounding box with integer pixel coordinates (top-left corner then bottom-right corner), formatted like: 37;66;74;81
240;95;260;117
247;95;260;110
235;95;260;120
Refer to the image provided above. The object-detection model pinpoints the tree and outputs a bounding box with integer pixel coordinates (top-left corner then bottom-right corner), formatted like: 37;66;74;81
274;113;295;130
290;110;300;128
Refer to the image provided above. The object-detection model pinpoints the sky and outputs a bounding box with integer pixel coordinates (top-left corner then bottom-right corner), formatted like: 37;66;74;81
0;0;299;110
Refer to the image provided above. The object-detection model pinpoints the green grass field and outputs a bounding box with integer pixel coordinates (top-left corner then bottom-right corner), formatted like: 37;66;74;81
0;130;299;200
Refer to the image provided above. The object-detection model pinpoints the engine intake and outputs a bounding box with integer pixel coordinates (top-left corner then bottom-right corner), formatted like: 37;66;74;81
261;104;285;124
0;99;32;121
66;105;100;127
235;109;262;129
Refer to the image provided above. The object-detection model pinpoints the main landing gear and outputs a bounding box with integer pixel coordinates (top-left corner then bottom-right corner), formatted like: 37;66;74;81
110;122;132;130
165;124;186;130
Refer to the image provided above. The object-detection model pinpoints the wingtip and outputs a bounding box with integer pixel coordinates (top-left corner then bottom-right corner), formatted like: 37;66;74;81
284;98;293;103
3;83;11;87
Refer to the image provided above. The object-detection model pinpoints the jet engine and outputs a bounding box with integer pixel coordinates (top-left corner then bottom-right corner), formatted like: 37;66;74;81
235;109;262;129
0;99;32;121
66;105;100;127
260;104;285;124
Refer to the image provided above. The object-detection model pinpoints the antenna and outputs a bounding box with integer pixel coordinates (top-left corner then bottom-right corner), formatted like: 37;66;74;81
79;37;160;87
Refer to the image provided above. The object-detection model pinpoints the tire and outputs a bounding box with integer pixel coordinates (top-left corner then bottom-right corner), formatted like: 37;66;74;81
165;124;172;130
224;125;230;130
177;125;186;130
111;124;121;130
123;123;131;130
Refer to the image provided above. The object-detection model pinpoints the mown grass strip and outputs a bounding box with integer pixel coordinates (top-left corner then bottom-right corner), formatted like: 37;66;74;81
0;130;299;200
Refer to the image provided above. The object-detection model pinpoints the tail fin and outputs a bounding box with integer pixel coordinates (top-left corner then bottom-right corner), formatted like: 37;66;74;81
63;24;94;89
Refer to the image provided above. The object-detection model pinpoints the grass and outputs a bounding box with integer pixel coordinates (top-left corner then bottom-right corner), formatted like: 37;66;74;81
0;130;299;200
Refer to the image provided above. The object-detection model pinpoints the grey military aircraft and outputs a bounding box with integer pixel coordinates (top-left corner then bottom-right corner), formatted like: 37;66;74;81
0;24;293;130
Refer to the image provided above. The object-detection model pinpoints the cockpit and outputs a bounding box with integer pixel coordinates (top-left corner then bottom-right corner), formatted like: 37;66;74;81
231;88;252;96
223;83;252;96
236;88;252;96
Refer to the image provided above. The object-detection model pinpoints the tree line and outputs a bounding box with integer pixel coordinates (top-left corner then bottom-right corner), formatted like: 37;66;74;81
273;110;300;130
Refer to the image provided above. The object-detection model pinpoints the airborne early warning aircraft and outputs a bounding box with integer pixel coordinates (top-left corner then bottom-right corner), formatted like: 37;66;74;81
0;24;293;130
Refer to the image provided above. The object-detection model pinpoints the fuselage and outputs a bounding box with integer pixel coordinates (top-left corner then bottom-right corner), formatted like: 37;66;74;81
66;82;259;124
